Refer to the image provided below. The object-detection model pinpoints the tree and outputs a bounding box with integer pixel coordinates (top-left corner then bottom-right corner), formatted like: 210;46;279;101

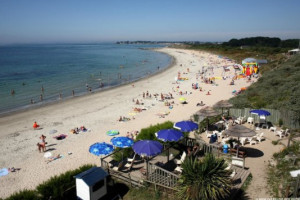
176;154;232;200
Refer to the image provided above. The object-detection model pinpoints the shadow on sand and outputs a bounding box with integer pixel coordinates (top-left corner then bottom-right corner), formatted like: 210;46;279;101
239;147;264;158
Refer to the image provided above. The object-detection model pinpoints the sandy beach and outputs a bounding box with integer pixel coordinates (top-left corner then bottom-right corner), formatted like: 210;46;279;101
0;47;261;198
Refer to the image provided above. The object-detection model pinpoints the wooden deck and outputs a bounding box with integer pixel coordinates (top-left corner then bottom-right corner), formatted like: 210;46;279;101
101;138;251;195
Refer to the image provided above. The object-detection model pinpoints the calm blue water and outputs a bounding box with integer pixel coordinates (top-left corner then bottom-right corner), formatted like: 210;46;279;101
0;43;171;114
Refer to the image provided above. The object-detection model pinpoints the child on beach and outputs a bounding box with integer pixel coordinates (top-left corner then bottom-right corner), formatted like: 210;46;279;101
33;121;40;129
37;135;46;153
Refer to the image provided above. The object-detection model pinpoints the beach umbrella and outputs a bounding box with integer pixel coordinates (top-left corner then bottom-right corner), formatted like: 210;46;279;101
156;129;184;142
89;142;114;156
213;100;233;115
133;140;163;177
195;106;220;130
224;124;257;157
156;129;184;162
106;130;119;136
174;121;198;132
133;140;163;157
250;109;271;125
249;109;270;116
111;137;134;148
224;124;257;138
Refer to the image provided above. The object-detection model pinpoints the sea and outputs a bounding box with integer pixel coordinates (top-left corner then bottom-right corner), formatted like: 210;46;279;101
0;43;172;115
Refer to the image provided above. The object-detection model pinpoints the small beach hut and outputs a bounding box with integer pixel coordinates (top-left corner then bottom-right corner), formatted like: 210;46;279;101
74;167;109;200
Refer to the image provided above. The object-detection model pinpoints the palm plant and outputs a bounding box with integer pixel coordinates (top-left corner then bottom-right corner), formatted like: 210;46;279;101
176;154;232;200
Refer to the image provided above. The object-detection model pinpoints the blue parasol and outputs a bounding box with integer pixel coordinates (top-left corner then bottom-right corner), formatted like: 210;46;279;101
132;140;163;157
156;129;184;142
249;109;271;116
111;137;134;148
106;130;119;136
89;142;114;156
174;121;198;132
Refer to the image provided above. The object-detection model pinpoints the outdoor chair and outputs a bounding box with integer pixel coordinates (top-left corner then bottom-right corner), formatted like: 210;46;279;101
276;129;288;139
269;126;277;132
206;130;213;138
256;132;265;142
240;138;247;146
217;130;225;138
249;137;257;145
112;161;124;173
234;116;245;125
175;151;187;165
247;117;254;124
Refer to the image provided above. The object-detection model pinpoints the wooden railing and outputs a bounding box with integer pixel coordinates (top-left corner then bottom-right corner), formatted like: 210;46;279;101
146;162;179;190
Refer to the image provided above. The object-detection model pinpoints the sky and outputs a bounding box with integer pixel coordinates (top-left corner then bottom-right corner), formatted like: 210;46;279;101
0;0;300;45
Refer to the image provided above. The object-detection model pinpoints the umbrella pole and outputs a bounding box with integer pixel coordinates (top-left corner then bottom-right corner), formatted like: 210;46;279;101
236;137;239;158
167;145;170;163
146;157;149;179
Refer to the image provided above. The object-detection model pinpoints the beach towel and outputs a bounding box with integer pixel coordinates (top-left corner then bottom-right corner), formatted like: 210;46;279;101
46;155;64;164
53;134;67;140
0;168;9;177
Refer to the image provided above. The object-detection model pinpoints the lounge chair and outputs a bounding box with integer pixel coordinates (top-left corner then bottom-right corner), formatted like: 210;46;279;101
127;154;137;163
112;161;124;173
175;151;186;165
174;166;183;174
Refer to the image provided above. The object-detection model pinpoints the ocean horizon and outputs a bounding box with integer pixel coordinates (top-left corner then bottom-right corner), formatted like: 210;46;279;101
0;43;172;115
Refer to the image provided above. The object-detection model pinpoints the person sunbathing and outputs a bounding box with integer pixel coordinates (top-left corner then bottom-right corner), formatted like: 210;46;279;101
133;108;142;112
80;126;87;131
46;154;62;164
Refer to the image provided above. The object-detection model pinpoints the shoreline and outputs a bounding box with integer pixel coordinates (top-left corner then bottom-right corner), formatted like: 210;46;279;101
0;49;176;118
0;47;253;198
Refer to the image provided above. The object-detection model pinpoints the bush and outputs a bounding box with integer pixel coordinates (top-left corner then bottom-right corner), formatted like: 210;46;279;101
278;119;283;127
36;164;94;199
5;190;39;200
112;147;134;162
136;121;174;141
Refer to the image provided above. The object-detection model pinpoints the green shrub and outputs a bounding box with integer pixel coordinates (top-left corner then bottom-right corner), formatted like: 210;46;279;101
112;147;134;162
5;189;39;200
36;164;94;199
136;121;174;141
278;119;283;127
272;140;279;145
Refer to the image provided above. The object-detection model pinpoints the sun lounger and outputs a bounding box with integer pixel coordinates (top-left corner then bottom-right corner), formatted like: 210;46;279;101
175;151;186;165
